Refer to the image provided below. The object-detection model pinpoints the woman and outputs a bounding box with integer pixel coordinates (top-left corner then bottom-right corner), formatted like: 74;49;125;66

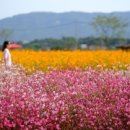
2;41;12;70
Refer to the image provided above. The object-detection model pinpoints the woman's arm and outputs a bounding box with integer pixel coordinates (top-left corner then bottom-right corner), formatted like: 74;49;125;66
2;50;8;63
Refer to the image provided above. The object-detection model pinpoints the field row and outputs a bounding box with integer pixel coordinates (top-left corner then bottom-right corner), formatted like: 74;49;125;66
0;50;129;72
0;69;129;129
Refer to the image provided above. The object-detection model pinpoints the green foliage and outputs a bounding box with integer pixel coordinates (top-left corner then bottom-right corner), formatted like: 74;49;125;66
24;37;78;50
0;29;13;40
92;16;128;47
23;37;130;50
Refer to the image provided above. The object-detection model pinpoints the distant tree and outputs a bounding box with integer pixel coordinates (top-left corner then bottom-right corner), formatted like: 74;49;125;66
62;37;78;50
92;16;128;47
24;37;79;50
0;29;13;41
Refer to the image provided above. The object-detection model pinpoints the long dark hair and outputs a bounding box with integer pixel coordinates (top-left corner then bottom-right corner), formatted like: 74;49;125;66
2;41;9;52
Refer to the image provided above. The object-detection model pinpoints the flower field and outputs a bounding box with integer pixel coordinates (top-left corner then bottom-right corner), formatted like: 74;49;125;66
0;50;130;130
1;50;130;71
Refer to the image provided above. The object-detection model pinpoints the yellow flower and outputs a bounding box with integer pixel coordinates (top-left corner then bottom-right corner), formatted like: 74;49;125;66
1;50;130;72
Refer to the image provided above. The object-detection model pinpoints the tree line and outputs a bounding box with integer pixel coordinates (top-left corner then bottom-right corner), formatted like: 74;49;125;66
22;37;130;50
0;15;129;50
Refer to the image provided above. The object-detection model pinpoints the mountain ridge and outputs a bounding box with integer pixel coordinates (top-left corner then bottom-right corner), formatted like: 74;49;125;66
0;11;130;41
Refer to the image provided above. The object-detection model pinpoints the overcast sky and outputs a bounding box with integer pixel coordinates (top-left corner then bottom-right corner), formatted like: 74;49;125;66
0;0;130;19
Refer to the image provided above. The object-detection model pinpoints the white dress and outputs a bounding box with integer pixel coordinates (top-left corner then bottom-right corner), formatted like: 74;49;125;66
3;48;12;68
